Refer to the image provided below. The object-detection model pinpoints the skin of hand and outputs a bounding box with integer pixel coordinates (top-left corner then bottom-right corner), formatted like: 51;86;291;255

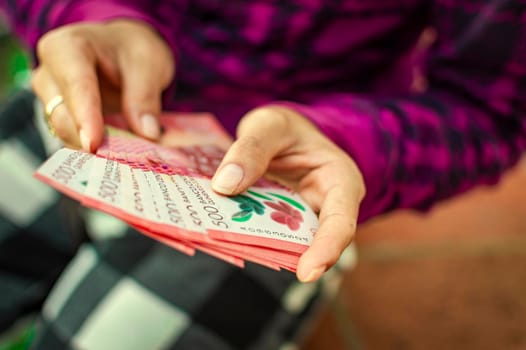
32;19;175;151
211;106;366;283
32;19;364;283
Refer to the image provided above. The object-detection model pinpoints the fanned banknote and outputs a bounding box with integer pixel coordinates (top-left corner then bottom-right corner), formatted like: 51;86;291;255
35;113;318;272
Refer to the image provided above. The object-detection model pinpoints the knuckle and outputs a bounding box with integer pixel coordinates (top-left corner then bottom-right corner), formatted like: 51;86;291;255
30;69;43;91
37;25;93;61
243;106;290;130
134;89;160;106
231;135;269;173
318;212;356;242
326;210;355;226
237;135;266;158
312;235;343;267
125;41;155;66
129;47;174;82
64;75;96;95
66;29;93;53
36;31;57;60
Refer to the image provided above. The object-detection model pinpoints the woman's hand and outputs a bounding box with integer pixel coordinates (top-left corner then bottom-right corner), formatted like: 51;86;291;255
32;19;175;151
212;106;366;283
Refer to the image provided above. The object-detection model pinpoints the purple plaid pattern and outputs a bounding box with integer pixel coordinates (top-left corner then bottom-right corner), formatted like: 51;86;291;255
2;0;526;221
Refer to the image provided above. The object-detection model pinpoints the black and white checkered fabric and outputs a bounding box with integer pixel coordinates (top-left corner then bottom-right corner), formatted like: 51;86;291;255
0;90;85;332
0;90;354;349
37;233;321;350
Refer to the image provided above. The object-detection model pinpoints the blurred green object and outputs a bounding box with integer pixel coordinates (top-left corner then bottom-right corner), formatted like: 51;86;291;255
0;320;35;350
0;21;32;100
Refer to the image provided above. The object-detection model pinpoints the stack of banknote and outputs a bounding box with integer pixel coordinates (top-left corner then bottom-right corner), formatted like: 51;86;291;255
35;113;318;272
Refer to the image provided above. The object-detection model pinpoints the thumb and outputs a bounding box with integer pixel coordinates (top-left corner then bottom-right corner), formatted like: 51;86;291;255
212;107;294;195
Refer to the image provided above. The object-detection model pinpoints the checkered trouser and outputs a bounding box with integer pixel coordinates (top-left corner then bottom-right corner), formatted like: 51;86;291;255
1;90;350;349
0;90;84;332
35;232;323;350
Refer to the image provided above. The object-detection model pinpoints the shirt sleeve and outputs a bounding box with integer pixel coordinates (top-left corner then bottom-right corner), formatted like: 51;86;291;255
284;0;526;222
0;0;177;59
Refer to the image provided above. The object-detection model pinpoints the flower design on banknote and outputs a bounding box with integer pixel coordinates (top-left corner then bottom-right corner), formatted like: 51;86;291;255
263;201;303;231
230;194;265;222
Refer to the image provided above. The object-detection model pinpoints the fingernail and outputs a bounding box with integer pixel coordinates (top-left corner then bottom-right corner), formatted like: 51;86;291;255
212;163;244;195
299;265;326;283
79;129;91;152
141;114;160;139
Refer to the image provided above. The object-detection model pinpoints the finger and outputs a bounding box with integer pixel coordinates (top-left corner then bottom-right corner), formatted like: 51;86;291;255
32;68;81;148
296;170;361;283
119;40;175;140
38;30;104;152
211;107;295;195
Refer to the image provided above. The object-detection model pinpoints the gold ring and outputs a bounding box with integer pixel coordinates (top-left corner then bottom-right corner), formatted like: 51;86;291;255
44;95;64;136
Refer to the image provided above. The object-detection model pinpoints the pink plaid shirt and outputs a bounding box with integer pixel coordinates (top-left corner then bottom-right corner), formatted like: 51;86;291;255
3;0;526;221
